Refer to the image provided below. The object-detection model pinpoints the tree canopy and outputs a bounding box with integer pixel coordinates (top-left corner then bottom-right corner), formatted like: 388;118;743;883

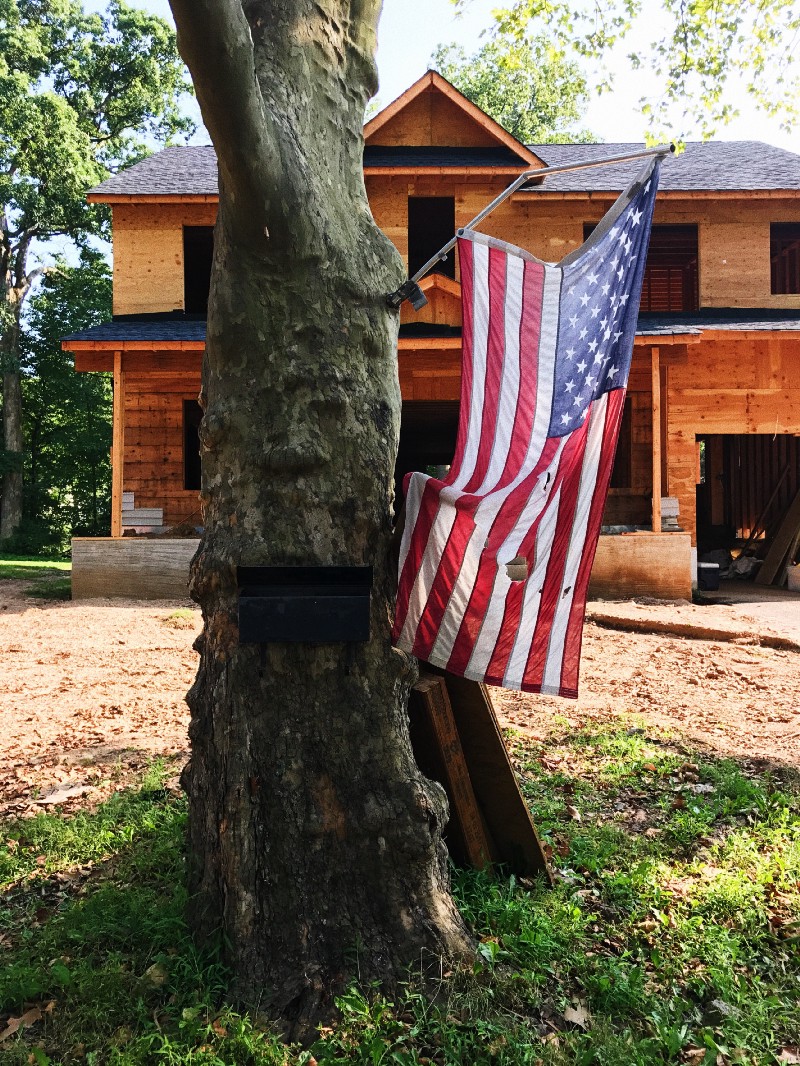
20;250;112;552
431;34;595;144
456;0;800;139
0;0;193;542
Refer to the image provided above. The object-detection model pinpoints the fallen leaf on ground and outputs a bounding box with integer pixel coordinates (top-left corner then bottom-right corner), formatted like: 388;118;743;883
563;1001;591;1029
565;804;581;821
143;963;168;987
0;1007;43;1043
777;1050;800;1064
36;784;93;806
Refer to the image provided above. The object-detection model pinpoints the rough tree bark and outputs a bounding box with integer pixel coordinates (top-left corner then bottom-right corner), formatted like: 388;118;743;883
1;314;24;540
168;0;473;1038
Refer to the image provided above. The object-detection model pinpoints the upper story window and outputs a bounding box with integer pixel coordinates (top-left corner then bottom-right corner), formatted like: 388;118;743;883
640;225;698;312
583;222;698;312
408;197;456;280
184;226;214;315
771;223;800;294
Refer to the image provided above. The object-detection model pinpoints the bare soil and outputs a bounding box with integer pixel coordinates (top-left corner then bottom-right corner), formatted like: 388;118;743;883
2;580;799;819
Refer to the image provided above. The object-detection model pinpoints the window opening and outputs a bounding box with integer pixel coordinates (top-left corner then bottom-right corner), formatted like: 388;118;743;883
183;226;214;314
408;197;456;279
771;223;800;294
610;396;632;489
584;222;698;312
183;400;203;490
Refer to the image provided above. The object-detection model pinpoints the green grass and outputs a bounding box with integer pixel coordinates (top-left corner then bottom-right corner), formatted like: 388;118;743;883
1;730;798;1065
0;554;71;600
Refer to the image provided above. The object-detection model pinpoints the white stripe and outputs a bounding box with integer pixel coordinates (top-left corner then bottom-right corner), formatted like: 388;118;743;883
396;492;457;653
453;242;490;490
464;568;511;680
397;472;426;579
540;394;609;694
474;252;523;495
524;264;561;473
503;483;562;690
427;522;483;664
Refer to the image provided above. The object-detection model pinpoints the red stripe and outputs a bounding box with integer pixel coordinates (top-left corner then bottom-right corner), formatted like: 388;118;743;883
410;507;477;659
557;389;627;695
462;246;507;492
445;436;562;675
392;478;440;642
446;237;475;486
522;414;592;690
498;258;545;487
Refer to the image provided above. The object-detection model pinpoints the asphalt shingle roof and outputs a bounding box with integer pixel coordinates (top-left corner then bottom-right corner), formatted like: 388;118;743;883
524;141;800;193
64;317;207;342
88;140;800;198
64;309;800;345
89;146;218;197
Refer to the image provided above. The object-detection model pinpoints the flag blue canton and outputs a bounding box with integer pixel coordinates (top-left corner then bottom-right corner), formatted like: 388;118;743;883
548;168;659;438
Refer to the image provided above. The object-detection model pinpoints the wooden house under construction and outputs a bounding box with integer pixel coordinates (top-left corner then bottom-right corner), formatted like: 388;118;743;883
64;72;800;600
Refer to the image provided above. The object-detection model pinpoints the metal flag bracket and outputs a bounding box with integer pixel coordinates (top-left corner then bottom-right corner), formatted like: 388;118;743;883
385;143;675;310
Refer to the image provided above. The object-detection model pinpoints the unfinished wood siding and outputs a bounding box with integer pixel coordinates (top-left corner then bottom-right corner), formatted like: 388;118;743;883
697;200;800;308
123;360;202;527
666;334;800;543
112;203;218;315
368;92;501;148
399;347;461;401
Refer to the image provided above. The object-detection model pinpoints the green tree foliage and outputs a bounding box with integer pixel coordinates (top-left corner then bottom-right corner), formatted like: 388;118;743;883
0;0;193;541
457;0;800;139
18;249;112;552
432;34;596;144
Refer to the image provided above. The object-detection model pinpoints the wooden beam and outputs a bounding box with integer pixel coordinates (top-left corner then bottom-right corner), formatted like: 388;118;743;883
111;350;125;538
651;346;662;533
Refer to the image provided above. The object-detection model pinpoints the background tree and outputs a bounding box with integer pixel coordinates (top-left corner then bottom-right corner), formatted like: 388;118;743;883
0;0;193;542
432;33;596;143
167;0;472;1039
20;249;112;552
461;0;800;138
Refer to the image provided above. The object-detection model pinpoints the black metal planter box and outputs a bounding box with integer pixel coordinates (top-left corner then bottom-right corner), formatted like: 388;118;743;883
237;566;372;644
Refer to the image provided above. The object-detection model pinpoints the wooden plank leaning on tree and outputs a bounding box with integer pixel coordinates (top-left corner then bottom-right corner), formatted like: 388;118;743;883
411;669;552;883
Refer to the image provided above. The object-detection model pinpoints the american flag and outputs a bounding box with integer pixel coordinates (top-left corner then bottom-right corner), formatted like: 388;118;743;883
393;160;660;698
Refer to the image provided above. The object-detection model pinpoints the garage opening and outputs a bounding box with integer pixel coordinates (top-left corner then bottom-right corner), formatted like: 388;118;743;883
696;433;800;553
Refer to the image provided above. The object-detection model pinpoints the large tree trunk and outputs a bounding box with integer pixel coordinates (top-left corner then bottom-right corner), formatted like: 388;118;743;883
169;0;472;1038
1;317;23;539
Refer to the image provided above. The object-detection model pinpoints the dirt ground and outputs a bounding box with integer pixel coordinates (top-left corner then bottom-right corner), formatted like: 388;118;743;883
2;579;799;819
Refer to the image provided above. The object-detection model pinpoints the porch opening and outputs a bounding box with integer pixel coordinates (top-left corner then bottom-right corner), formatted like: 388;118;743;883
395;400;459;509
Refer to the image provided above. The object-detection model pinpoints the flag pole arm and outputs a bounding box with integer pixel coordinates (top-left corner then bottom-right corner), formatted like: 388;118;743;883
386;143;675;310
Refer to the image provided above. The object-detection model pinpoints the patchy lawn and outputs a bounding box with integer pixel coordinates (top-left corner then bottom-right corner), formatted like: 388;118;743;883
1;725;798;1065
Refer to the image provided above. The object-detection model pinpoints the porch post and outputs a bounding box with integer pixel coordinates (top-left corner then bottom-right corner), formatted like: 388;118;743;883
651;345;661;533
111;349;125;538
